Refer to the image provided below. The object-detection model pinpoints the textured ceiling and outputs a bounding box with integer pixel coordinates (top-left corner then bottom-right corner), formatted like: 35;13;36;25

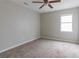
10;0;79;13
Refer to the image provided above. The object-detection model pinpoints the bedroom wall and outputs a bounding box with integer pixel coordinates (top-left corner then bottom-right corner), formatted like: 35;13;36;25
0;0;40;53
40;7;79;43
78;7;79;41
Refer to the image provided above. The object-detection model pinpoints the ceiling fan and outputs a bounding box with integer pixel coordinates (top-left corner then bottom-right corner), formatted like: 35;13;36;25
32;0;61;9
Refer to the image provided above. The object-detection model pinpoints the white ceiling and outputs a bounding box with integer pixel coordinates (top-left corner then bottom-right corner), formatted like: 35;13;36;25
10;0;79;13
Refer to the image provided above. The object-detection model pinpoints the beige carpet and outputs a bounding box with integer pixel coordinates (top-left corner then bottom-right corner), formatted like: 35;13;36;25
0;39;79;58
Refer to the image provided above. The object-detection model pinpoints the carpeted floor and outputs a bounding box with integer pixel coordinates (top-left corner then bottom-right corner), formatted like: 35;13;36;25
0;39;79;58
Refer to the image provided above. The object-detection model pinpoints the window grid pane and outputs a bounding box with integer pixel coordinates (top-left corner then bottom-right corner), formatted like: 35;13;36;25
61;15;72;23
61;23;72;32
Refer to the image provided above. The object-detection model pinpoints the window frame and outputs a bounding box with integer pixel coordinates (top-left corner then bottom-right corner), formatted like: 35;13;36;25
60;14;73;32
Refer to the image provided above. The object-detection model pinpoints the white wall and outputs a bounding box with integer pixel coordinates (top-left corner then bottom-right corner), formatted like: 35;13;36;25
0;0;40;53
41;7;79;43
78;7;79;40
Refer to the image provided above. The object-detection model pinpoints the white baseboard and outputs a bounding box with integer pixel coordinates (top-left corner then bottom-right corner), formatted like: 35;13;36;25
0;38;39;54
41;36;60;41
41;36;55;39
41;36;79;44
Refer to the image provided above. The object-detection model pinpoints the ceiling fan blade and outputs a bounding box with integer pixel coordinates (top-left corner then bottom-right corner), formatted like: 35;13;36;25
49;0;61;3
32;1;43;3
48;4;53;8
39;4;45;9
24;2;28;5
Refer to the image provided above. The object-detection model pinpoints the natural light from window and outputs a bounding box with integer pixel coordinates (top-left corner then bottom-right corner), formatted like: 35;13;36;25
61;15;72;32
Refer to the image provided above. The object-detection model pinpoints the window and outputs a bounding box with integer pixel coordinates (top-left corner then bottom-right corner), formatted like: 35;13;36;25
61;15;72;32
